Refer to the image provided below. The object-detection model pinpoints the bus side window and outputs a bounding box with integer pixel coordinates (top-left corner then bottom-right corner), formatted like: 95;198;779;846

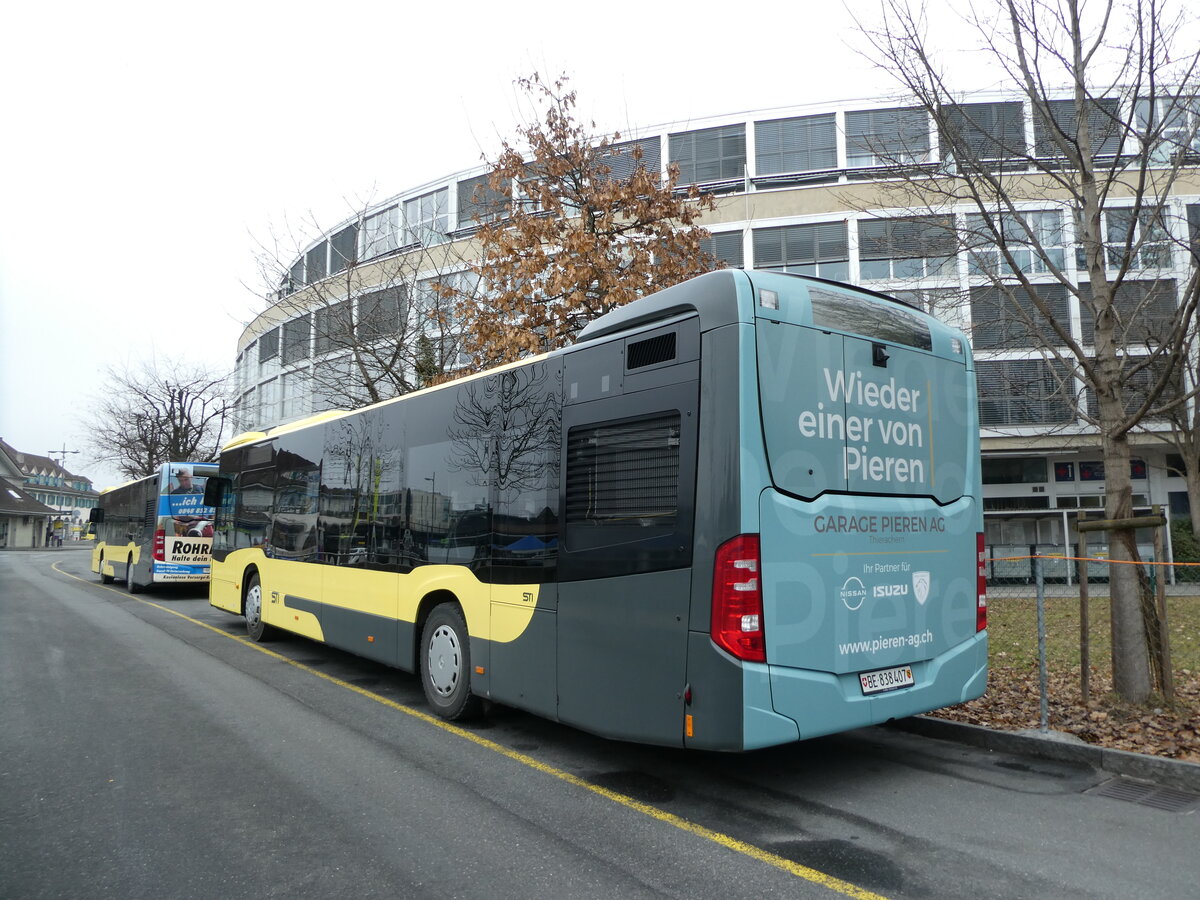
238;467;275;550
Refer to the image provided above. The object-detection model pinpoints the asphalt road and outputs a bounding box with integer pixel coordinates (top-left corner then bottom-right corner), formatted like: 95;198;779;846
2;549;1196;899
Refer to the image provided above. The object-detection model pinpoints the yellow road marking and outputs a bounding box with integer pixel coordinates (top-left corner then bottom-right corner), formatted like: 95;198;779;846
52;560;890;900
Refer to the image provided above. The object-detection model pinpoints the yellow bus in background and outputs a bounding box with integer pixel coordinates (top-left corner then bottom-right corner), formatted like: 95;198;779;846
89;462;217;592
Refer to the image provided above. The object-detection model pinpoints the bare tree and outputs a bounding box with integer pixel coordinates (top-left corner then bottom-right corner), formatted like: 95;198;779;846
87;361;230;478
852;0;1200;702
250;205;483;416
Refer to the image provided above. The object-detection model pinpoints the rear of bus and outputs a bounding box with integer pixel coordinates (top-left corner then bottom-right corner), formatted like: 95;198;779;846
705;271;985;749
151;462;217;583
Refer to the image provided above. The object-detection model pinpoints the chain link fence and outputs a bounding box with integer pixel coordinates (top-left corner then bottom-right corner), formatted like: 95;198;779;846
987;554;1200;597
984;549;1198;732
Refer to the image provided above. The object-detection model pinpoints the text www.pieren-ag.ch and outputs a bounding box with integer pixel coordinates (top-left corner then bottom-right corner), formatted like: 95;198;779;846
838;630;934;656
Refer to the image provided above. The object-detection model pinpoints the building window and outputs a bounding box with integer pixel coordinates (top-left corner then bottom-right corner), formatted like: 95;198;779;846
753;222;848;280
259;378;280;424
311;360;347;413
357;287;404;341
289;258;305;292
330;225;357;274
597;136;662;185
404;189;449;246
240;388;257;430
700;231;744;268
969;283;1071;350
669;124;746;185
1084;354;1179;420
940;101;1025;161
858;215;956;281
259;328;280;366
1092;208;1173;270
845;107;930;166
314;301;352;357
1188;204;1200;265
242;342;256;386
755;114;837;176
282;316;311;365
1078;279;1177;344
1033;97;1124;157
889;287;961;317
281;370;309;420
360;205;399;260
1134;95;1200;163
305;241;328;283
963;210;1067;276
977;358;1076;426
456;173;509;228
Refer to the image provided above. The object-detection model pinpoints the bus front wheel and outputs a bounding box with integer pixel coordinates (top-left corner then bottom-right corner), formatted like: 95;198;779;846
244;573;275;642
99;554;113;585
421;604;481;721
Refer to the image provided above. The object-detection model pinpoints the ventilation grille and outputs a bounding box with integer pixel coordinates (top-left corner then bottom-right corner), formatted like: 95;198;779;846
145;498;157;527
1085;777;1200;813
565;413;680;526
627;332;677;370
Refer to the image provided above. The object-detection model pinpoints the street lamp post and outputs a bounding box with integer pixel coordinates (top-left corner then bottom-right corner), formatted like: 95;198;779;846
46;445;81;543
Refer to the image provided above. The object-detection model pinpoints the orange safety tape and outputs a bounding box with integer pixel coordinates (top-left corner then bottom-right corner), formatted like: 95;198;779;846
992;554;1200;567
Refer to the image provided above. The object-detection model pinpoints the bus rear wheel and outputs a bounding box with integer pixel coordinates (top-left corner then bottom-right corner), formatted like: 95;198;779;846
126;558;143;594
244;572;275;642
421;604;481;721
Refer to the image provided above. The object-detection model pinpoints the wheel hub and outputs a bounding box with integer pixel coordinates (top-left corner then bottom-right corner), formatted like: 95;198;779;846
246;585;261;628
427;625;461;696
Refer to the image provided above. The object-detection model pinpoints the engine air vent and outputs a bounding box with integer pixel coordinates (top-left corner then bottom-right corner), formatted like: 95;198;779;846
627;332;677;370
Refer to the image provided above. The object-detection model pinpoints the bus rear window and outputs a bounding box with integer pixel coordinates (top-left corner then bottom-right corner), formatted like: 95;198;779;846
809;287;932;351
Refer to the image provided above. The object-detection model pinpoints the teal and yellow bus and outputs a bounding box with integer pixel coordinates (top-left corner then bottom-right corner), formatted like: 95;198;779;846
90;462;217;591
206;270;986;750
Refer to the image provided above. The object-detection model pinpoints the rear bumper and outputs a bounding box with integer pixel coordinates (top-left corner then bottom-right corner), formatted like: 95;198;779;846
763;631;988;743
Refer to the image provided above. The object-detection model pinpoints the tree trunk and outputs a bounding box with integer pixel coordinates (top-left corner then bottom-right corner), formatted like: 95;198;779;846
1100;425;1152;703
1187;460;1200;535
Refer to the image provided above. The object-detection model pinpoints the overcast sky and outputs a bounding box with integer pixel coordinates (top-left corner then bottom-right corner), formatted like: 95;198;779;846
0;0;1000;490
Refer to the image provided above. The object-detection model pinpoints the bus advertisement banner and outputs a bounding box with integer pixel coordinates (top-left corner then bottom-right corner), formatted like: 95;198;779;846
159;464;215;573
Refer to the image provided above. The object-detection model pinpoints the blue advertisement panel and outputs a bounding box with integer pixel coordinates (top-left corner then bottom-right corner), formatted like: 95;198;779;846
156;464;216;580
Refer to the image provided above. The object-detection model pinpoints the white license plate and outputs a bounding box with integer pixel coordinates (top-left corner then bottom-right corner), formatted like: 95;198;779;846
859;665;914;695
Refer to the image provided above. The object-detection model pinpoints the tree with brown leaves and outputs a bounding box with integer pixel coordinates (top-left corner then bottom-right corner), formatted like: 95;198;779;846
455;74;720;369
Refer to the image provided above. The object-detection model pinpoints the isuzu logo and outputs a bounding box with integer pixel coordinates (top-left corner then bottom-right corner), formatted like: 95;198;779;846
912;571;931;605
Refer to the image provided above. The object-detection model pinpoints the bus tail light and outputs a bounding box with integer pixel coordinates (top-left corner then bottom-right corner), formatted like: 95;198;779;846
154;529;166;562
712;534;765;662
976;532;987;632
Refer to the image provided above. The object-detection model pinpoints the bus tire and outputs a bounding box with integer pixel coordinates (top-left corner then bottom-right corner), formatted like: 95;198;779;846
421;604;481;721
126;558;143;594
99;553;114;585
244;572;275;642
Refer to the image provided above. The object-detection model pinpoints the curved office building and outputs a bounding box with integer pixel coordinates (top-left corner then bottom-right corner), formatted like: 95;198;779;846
231;91;1200;563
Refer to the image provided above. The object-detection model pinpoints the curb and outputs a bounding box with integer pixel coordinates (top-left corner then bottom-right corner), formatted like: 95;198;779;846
891;715;1200;793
